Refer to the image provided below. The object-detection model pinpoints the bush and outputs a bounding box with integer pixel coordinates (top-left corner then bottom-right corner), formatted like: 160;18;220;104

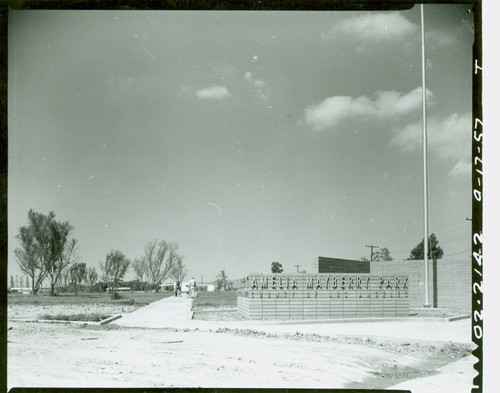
94;282;108;292
38;313;111;322
111;291;123;300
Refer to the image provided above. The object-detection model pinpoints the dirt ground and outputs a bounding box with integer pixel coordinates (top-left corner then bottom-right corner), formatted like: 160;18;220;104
8;303;474;390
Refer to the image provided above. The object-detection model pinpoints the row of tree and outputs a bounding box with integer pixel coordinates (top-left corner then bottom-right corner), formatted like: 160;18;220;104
14;209;188;296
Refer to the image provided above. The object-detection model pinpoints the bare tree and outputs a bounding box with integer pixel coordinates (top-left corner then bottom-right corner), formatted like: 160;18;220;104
100;250;130;293
14;248;46;295
14;210;54;295
84;267;98;290
170;256;188;282
140;240;179;290
132;258;146;282
69;262;87;296
42;218;78;295
61;266;71;288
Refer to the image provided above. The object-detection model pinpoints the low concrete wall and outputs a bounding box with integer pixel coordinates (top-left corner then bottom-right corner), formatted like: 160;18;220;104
370;258;470;311
238;274;409;320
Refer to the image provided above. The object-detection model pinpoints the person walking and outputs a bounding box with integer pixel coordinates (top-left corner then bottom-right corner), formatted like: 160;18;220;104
188;277;196;298
174;280;181;297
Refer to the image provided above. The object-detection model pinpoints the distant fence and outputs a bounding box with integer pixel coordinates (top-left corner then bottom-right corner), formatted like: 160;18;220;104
237;273;409;320
318;256;370;273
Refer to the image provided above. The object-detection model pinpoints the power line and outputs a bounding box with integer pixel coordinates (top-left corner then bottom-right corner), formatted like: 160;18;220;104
433;226;469;237
382;224;469;253
360;219;469;256
445;249;471;257
427;217;470;232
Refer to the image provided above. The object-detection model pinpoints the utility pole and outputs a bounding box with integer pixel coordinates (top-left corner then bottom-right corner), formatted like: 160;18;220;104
466;218;472;258
421;4;431;308
365;245;379;261
293;265;302;273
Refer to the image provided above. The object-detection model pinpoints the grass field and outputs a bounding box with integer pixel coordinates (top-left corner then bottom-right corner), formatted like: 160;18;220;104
192;290;238;309
8;291;173;307
37;313;112;322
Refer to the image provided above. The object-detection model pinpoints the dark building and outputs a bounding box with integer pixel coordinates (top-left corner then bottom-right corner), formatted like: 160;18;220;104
317;256;370;273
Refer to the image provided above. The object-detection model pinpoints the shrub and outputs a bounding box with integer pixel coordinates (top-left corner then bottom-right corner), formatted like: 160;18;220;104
38;313;111;322
111;291;122;300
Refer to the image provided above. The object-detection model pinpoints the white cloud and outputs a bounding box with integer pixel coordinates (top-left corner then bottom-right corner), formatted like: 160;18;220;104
374;88;431;117
391;112;471;163
327;12;418;42
195;85;230;100
180;85;195;94
244;71;268;100
449;158;472;177
305;87;431;130
426;29;457;47
254;79;266;88
305;96;373;130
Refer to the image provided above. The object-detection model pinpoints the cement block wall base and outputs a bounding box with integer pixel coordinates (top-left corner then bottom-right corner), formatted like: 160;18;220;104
100;314;122;325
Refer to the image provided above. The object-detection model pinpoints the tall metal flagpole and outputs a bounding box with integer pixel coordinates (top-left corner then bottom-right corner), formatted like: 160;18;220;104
421;4;431;308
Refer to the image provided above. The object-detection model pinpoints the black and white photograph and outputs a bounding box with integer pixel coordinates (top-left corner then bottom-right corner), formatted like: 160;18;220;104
6;2;483;392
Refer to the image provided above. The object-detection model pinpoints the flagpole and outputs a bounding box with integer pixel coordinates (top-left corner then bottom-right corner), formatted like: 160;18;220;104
421;4;431;308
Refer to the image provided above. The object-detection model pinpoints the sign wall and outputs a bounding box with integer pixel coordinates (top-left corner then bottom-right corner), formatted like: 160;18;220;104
237;273;409;319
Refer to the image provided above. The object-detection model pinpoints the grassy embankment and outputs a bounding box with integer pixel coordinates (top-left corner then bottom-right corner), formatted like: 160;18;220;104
192;290;238;310
8;291;174;321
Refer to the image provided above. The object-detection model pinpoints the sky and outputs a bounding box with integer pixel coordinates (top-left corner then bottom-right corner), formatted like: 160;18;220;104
8;5;474;283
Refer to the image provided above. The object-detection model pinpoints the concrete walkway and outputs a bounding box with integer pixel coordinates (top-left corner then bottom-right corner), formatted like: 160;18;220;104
113;295;193;328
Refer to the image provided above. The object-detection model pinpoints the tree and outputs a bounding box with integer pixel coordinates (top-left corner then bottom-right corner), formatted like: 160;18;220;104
271;261;283;273
216;269;228;291
61;266;71;288
100;250;130;294
15;211;49;294
170;257;188;282
85;267;98;290
42;216;79;295
9;276;14;290
132;258;146;282
408;233;444;260
139;240;179;290
372;247;393;261
69;262;87;296
14;209;78;295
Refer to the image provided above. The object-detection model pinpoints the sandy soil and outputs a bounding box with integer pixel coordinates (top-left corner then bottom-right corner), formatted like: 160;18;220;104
7;303;474;390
